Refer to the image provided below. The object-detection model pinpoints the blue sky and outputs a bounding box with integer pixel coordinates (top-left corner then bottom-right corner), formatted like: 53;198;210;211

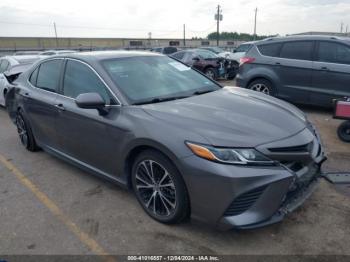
0;0;349;38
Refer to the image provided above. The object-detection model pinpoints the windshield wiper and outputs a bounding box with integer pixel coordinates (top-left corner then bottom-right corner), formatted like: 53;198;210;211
133;95;189;105
192;89;214;96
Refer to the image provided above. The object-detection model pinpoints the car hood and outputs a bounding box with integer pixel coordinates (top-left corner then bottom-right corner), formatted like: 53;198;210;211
141;87;307;147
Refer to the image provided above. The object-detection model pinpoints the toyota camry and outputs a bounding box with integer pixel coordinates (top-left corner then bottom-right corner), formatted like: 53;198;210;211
6;51;326;230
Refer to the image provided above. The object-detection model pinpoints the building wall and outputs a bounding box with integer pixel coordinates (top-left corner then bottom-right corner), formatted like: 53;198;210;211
0;37;245;53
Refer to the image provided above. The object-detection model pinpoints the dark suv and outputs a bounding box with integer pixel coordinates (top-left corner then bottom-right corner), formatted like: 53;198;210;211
236;35;350;107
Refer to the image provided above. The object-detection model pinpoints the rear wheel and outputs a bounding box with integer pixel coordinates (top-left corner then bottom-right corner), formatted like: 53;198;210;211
132;150;190;224
248;79;274;96
337;121;350;143
16;110;40;151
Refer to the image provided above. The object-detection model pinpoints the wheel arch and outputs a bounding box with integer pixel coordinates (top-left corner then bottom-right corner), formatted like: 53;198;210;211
122;139;185;189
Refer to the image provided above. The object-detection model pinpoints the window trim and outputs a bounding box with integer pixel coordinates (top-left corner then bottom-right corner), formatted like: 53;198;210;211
27;58;64;94
28;58;122;106
256;43;282;58
62;58;121;106
315;40;350;66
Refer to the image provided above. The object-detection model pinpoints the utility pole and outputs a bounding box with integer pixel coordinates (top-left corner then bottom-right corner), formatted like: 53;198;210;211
215;5;222;46
346;25;348;34
183;24;186;46
53;22;58;48
253;8;258;40
340;21;344;33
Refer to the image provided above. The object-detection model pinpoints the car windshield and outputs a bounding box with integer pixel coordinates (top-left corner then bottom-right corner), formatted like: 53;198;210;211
102;56;221;105
195;50;219;59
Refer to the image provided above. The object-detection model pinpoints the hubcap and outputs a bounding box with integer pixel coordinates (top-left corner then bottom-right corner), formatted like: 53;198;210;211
206;70;215;79
16;115;28;147
250;83;270;95
135;160;176;217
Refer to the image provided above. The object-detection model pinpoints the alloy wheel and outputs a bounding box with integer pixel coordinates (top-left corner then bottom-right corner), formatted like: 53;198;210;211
250;83;270;95
135;160;177;217
205;70;215;79
16;114;29;147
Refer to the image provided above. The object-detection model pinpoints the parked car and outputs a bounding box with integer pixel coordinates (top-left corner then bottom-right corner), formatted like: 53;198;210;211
150;46;178;55
171;49;236;80
40;50;76;56
0;55;41;106
230;42;255;63
6;51;326;230
14;51;42;56
236;35;350;107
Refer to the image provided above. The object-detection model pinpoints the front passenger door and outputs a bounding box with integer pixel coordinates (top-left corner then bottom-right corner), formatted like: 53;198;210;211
54;59;124;175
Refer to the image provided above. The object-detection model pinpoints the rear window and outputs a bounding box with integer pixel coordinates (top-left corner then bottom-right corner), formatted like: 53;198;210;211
280;41;314;61
257;43;282;57
235;44;252;53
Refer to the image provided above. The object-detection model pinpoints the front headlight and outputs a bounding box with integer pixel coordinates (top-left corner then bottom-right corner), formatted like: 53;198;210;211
186;142;275;166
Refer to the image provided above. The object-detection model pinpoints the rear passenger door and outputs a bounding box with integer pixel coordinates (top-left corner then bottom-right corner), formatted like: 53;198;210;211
276;41;315;104
25;59;63;148
312;41;350;106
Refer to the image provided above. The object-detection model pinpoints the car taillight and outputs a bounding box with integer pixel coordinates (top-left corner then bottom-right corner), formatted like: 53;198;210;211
239;57;255;66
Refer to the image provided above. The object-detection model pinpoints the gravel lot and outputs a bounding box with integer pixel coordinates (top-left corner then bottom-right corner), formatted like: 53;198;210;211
0;83;349;256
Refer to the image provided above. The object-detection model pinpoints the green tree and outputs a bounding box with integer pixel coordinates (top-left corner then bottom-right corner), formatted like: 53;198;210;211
207;31;278;41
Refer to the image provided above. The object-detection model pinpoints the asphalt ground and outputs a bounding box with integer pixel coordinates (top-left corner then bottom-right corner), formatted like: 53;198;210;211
0;84;349;256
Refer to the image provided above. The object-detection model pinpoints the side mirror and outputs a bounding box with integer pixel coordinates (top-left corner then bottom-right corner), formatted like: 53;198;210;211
192;56;200;61
75;92;108;115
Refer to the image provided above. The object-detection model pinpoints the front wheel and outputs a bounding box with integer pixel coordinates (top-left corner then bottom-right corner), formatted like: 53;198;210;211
204;67;218;80
337;121;350;142
132;150;190;224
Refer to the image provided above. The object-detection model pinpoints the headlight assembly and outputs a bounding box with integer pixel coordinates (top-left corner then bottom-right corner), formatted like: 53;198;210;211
186;142;275;166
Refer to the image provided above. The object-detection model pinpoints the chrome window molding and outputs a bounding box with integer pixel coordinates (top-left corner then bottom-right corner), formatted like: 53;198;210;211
27;57;123;107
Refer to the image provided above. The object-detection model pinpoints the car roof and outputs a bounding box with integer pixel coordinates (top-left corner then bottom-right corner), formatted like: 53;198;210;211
55;50;163;63
256;35;350;44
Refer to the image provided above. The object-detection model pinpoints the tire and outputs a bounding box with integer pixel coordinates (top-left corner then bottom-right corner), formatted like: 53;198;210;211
204;67;218;80
132;149;190;224
337;121;350;143
16;110;40;152
248;79;275;96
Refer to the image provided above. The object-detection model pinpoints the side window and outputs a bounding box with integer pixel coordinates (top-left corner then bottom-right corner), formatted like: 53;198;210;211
0;60;10;73
63;60;116;105
258;43;282;57
29;67;39;85
280;41;314;61
36;60;62;92
318;42;350;65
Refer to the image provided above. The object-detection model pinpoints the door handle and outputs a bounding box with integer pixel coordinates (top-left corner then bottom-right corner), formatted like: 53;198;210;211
23;92;30;97
320;66;329;71
275;62;281;65
54;104;66;111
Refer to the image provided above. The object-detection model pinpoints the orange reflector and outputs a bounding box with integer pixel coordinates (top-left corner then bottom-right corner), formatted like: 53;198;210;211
186;143;216;161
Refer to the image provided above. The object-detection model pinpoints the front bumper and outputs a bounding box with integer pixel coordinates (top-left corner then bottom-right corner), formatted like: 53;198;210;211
179;126;326;230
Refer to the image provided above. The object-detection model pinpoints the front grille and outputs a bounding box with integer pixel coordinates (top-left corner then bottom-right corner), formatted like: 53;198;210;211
268;143;312;153
224;186;267;216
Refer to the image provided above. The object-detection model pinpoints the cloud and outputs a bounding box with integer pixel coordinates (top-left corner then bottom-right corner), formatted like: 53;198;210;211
0;0;349;38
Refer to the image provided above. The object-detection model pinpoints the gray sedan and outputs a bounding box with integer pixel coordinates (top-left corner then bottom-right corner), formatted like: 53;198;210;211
6;51;326;230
